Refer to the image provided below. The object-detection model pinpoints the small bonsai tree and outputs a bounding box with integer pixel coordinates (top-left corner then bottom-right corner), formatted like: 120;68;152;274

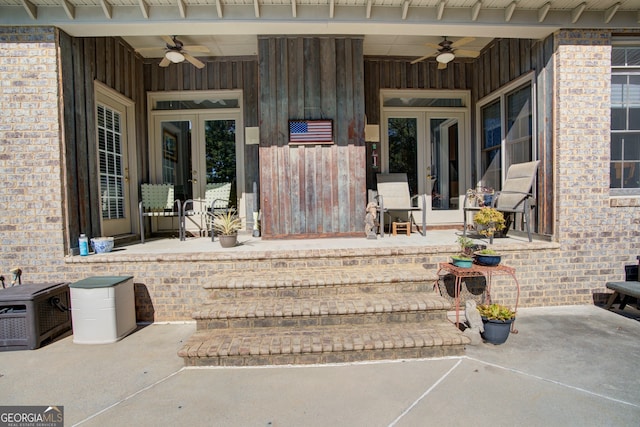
456;235;475;257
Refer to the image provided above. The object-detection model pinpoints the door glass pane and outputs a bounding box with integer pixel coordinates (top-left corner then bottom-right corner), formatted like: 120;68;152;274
98;105;125;220
505;84;533;168
161;120;192;201
481;100;501;190
430;118;459;210
205;119;237;208
388;118;418;195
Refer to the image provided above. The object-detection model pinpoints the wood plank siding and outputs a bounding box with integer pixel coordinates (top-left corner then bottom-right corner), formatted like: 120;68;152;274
364;37;554;236
258;37;366;238
59;33;147;252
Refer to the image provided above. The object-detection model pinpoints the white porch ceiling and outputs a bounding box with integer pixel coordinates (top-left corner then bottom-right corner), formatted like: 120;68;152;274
1;0;639;57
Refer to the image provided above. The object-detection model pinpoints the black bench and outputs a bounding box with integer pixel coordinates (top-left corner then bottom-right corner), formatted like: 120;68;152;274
605;259;639;310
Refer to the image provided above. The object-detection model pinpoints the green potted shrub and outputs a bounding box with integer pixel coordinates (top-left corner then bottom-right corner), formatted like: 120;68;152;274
212;209;242;248
477;303;515;344
473;207;506;240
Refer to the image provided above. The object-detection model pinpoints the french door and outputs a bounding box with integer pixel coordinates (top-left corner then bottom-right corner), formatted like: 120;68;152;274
382;110;468;224
151;111;243;213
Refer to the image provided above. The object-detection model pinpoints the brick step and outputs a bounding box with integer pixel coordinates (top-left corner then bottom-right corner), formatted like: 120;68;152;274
205;264;438;297
193;292;450;330
179;322;470;366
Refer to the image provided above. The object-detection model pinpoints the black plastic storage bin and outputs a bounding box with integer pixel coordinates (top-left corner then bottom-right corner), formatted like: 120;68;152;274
0;283;72;351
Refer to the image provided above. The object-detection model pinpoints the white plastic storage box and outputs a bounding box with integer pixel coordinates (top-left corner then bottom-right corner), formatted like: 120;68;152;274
69;276;136;344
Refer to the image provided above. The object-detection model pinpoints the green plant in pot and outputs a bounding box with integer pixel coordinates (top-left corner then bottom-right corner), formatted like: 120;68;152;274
477;303;515;344
474;248;502;266
473;207;506;242
452;236;474;268
212;209;242;248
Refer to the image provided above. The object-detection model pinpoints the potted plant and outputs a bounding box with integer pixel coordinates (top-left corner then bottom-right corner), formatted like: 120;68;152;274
473;207;506;239
474;248;502;266
477;303;515;344
212;209;242;248
452;236;474;268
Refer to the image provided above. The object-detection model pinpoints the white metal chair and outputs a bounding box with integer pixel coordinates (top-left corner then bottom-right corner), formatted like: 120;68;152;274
138;184;181;243
375;173;427;237
182;182;232;241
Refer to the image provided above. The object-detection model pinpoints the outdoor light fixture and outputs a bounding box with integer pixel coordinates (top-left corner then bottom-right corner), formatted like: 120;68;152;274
165;51;185;63
436;51;455;64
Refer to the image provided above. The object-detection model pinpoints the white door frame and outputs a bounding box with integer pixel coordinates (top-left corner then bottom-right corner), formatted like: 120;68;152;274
380;90;470;225
148;91;245;225
94;81;138;236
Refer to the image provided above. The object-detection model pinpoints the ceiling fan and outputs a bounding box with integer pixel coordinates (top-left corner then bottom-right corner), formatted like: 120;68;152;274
136;36;209;69
410;36;481;69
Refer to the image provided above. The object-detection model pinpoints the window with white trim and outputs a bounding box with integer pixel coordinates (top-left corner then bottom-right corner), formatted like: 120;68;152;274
477;78;534;190
611;46;640;193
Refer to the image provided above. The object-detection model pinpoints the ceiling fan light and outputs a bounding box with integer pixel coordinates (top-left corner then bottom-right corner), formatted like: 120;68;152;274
436;52;455;64
165;50;185;63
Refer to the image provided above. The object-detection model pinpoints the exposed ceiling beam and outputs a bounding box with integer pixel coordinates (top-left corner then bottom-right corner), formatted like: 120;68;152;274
505;1;516;22
538;2;550;23
292;0;297;18
366;0;372;19
572;2;586;24
215;0;223;18
99;0;113;19
178;0;186;18
329;0;334;19
604;2;620;24
471;1;481;21
21;0;36;19
61;0;74;20
437;1;446;21
254;0;259;18
138;0;149;19
402;0;410;20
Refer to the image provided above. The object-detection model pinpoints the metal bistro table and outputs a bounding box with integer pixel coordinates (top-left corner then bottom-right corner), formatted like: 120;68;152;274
435;262;521;333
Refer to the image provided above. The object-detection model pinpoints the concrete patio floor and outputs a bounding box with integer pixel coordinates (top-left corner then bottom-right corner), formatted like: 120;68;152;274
0;305;638;427
113;227;553;255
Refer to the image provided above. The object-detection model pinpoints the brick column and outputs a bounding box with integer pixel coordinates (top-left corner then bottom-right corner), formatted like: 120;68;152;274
0;27;66;282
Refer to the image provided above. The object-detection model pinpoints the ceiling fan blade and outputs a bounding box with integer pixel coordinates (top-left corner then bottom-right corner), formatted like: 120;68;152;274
411;54;435;65
159;57;171;67
451;37;475;48
183;52;205;69
182;45;210;53
438;62;448;70
136;47;167;55
423;42;441;50
161;35;176;46
455;49;480;58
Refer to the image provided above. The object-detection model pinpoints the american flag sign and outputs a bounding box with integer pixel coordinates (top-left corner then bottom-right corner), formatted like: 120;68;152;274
289;120;333;144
